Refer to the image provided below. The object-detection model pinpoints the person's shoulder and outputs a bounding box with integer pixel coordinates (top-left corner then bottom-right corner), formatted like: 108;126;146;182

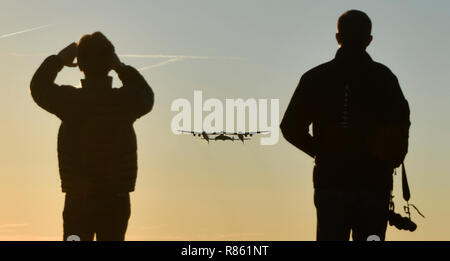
371;60;397;79
63;85;87;97
59;84;82;92
301;60;335;81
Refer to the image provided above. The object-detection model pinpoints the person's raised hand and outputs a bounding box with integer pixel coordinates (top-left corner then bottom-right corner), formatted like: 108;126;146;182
111;52;122;72
57;42;78;67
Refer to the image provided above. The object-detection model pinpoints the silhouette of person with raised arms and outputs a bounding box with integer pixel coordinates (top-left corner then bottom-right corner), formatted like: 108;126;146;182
281;10;410;241
30;32;154;241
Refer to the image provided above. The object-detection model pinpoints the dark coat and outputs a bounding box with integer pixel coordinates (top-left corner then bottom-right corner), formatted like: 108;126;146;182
281;48;410;190
31;55;154;193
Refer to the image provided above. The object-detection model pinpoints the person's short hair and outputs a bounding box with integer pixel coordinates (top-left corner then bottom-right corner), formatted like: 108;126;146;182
337;10;372;37
77;32;115;76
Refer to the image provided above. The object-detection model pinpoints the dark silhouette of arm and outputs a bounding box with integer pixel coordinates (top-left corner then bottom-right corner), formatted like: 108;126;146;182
30;55;77;118
369;71;411;168
388;74;410;167
280;75;317;158
116;65;154;118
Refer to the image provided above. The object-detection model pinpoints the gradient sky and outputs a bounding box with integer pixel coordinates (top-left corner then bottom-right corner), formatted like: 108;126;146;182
0;0;449;240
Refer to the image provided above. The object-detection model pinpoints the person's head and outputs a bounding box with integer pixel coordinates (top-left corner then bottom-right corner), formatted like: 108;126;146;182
77;32;115;78
336;10;372;51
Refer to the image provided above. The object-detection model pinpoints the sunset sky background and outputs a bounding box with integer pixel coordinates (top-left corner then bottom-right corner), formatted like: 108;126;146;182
0;0;449;240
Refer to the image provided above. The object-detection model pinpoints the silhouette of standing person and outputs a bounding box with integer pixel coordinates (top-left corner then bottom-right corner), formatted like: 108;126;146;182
281;10;410;241
30;32;154;241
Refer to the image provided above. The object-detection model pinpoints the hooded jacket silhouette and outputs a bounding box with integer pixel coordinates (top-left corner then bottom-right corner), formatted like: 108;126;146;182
30;55;154;193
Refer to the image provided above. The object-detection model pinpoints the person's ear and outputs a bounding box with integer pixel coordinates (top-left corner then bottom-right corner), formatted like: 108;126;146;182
336;33;343;46
366;35;373;47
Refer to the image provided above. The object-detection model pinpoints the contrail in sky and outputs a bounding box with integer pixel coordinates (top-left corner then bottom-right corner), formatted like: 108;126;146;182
0;24;51;40
119;54;243;60
121;54;244;72
137;57;183;71
7;52;244;71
